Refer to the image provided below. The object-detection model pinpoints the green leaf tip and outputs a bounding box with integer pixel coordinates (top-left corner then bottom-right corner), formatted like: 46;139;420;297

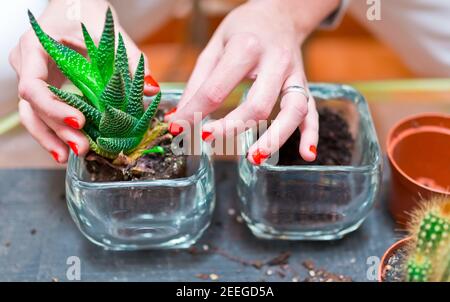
97;7;115;82
28;10;102;109
126;54;145;118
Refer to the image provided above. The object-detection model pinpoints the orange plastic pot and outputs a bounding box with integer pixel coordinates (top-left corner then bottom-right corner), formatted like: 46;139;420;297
378;237;411;282
387;113;450;226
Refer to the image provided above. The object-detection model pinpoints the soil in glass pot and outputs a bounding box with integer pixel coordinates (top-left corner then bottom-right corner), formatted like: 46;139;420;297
263;108;355;227
84;109;187;182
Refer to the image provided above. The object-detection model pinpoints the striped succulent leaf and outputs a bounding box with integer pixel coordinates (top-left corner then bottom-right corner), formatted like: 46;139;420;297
116;33;131;94
126;54;145;118
81;23;98;70
100;70;127;111
99;105;138;138
130;92;162;137
28;10;103;109
96;8;115;82
48;86;102;128
28;8;162;159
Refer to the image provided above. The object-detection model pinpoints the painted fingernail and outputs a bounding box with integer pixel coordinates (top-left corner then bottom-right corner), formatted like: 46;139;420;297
251;148;270;165
169;122;183;136
201;130;214;142
50;151;59;163
309;145;317;157
64;117;80;129
164;107;177;118
144;75;160;88
68;141;79;156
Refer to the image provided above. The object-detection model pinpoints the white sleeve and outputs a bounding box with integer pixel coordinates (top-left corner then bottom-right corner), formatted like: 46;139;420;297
348;0;450;77
320;0;350;29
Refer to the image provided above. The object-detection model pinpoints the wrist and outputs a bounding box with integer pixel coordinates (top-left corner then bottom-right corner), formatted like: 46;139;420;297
254;0;340;42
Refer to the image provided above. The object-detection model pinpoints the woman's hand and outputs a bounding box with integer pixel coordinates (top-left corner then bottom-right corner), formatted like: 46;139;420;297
169;0;339;164
9;0;159;163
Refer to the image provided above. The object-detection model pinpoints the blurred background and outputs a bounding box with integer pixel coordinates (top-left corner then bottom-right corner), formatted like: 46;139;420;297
0;0;449;167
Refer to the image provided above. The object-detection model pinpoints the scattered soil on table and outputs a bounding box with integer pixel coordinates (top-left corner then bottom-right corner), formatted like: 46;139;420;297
382;246;407;282
266;251;291;266
188;244;351;282
278;107;354;166
302;260;352;282
84;110;187;182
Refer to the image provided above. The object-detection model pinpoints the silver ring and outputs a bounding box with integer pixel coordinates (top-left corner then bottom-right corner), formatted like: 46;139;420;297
280;85;309;102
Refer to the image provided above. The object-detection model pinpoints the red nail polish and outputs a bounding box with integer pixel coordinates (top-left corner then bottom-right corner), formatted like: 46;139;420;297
201;130;214;142
68;141;79;156
50;151;59;163
164;107;177;118
144;75;160;88
251;149;269;165
169;122;183;136
64;117;80;129
309;145;317;157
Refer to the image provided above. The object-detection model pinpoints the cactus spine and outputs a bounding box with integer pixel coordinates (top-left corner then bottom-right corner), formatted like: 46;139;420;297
406;196;450;282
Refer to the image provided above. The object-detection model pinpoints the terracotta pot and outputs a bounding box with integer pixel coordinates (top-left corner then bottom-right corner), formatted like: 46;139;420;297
378;237;412;282
387;113;450;226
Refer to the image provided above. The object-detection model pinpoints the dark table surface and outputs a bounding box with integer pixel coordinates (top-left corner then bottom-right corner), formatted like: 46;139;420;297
0;160;402;282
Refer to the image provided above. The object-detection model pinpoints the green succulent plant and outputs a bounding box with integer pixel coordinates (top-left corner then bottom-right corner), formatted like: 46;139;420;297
405;196;450;282
28;8;161;159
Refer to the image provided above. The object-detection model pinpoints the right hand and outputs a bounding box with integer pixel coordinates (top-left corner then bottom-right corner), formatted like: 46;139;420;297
9;0;159;163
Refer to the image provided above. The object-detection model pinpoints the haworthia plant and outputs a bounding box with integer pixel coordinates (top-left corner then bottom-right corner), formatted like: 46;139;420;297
28;8;161;159
406;197;450;282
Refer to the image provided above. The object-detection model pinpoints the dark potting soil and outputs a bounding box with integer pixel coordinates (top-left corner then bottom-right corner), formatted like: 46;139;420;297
278;107;354;166
382;246;407;282
263;108;355;227
84;110;187;182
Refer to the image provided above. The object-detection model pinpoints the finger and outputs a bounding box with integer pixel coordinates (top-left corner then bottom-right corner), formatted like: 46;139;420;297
201;50;291;140
247;73;309;165
18;99;69;163
8;44;21;74
18;40;86;128
176;35;224;111
298;95;319;162
40;115;90;157
170;34;262;125
19;77;86;128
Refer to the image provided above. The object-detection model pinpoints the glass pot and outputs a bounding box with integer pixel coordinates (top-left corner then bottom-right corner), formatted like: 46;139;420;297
66;90;215;250
238;84;382;240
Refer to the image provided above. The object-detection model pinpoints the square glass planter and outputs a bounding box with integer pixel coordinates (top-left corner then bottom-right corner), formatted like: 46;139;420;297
66;90;215;250
238;84;382;240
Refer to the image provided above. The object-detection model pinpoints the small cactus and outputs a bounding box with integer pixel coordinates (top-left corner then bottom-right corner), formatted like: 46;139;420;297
405;196;450;282
28;8;162;159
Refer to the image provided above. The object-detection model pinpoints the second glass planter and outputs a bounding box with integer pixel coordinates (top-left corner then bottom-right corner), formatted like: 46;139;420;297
238;84;382;240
